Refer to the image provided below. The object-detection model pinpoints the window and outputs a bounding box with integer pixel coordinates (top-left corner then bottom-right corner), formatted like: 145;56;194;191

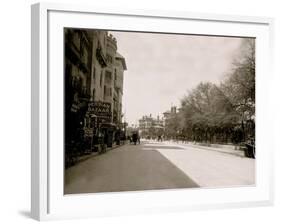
100;70;103;87
92;89;95;101
103;85;106;100
73;31;80;50
105;71;112;84
82;47;88;64
106;54;113;64
93;67;96;82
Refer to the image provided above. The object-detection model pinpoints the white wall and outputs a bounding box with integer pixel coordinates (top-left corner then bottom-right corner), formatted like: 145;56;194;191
0;0;280;223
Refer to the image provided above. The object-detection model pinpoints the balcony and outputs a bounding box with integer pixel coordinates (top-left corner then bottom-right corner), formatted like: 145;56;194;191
96;46;107;68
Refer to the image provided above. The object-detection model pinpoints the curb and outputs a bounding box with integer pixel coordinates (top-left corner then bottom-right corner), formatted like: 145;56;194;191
74;142;128;165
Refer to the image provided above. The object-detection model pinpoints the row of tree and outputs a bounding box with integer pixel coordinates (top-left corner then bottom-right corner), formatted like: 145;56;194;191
165;39;255;144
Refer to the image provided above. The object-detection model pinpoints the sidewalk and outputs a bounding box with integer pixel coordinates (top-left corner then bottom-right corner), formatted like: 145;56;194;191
74;142;128;165
165;141;245;157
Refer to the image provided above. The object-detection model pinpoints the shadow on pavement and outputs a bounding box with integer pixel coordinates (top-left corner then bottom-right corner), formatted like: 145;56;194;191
65;144;199;194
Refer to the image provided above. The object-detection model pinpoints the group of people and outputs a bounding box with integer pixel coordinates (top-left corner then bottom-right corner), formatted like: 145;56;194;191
129;132;140;145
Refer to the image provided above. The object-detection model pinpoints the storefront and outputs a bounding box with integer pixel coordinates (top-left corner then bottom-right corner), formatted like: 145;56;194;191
84;101;117;148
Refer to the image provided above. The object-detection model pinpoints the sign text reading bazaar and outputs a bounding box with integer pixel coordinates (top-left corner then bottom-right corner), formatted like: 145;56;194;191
88;101;112;118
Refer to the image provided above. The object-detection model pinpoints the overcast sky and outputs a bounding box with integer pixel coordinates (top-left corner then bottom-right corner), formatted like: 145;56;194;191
110;31;243;126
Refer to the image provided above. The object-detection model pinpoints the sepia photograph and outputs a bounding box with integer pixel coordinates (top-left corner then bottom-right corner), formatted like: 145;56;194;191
64;28;255;195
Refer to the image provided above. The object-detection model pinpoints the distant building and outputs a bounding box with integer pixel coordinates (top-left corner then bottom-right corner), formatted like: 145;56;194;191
139;114;153;133
163;106;177;128
162;106;178;139
138;114;164;138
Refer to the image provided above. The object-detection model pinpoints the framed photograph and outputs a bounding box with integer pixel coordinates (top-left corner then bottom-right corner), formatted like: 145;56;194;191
31;2;274;221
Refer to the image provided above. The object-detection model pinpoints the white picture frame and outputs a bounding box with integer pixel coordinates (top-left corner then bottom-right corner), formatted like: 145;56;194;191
31;2;274;221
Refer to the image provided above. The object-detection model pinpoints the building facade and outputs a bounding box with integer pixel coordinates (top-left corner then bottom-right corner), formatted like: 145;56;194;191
163;106;177;128
138;114;164;139
114;52;127;125
64;28;127;152
162;106;178;139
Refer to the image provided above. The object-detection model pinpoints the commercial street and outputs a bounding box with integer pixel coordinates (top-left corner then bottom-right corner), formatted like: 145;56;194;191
64;140;255;194
63;29;256;196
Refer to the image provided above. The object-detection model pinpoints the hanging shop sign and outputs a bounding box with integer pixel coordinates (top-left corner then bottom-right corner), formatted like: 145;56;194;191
88;101;111;116
87;101;112;122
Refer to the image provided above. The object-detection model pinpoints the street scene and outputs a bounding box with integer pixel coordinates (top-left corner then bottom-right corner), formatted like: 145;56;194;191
65;140;254;194
64;28;255;194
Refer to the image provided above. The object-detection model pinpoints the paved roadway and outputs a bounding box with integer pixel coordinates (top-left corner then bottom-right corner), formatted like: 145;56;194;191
64;140;255;194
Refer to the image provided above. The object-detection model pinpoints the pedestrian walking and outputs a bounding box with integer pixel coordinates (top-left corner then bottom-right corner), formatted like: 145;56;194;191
132;133;138;145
